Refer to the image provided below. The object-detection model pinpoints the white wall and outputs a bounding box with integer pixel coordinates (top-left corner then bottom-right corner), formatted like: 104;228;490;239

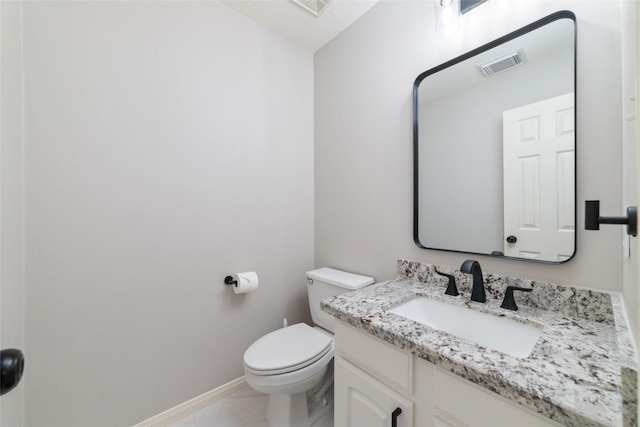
315;0;624;290
0;1;26;426
21;2;314;426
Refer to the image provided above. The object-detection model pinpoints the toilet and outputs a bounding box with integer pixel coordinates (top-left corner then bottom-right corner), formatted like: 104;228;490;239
243;267;374;427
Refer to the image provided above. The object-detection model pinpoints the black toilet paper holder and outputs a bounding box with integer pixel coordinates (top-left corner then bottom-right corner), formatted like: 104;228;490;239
224;276;237;286
585;200;637;237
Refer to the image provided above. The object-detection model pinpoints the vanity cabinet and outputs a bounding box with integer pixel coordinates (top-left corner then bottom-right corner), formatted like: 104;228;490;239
334;320;424;427
335;358;413;427
334;321;562;427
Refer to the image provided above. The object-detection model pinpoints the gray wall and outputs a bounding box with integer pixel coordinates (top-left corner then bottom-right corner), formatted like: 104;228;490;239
315;0;624;291
21;2;314;426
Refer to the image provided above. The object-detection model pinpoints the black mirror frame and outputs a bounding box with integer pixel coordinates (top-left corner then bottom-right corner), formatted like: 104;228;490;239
412;10;577;264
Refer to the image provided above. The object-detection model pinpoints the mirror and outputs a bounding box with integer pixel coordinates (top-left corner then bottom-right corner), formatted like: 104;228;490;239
413;11;576;264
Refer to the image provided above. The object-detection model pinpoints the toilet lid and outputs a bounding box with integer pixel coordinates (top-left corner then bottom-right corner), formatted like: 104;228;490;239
244;323;332;374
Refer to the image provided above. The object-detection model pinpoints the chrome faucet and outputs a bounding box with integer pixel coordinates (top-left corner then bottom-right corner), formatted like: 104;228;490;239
460;260;486;303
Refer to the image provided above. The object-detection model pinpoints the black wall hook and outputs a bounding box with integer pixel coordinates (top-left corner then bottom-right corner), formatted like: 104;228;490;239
585;200;637;237
224;276;237;286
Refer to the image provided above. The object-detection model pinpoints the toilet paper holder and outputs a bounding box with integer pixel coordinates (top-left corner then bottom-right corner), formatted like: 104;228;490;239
224;272;259;294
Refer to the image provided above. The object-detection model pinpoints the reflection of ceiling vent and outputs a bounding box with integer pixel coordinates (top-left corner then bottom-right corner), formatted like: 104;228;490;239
290;0;329;16
478;49;527;77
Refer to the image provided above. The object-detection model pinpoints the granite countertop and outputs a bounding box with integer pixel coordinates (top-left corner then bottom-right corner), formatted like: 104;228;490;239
321;260;638;427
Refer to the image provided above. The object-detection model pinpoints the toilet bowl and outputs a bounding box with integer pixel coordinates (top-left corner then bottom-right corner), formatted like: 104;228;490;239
243;268;374;427
244;323;334;427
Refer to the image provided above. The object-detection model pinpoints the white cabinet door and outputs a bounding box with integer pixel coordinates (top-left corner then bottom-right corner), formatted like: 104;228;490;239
335;357;413;427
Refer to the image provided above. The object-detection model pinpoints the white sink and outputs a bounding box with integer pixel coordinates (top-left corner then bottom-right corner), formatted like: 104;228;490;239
387;297;542;358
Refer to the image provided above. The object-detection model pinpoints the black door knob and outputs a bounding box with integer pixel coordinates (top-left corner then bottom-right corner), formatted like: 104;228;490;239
1;348;24;396
506;235;517;244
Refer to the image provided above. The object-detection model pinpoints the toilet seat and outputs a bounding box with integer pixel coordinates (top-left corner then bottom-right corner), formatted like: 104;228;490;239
244;323;332;376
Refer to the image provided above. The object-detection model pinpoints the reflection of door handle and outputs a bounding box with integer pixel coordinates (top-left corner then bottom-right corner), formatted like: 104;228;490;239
506;235;517;244
1;349;25;396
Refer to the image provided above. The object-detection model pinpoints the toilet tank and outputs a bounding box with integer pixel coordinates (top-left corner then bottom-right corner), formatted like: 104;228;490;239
306;267;374;333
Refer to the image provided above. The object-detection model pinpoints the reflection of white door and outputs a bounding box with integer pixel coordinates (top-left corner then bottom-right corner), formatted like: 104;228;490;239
502;93;575;261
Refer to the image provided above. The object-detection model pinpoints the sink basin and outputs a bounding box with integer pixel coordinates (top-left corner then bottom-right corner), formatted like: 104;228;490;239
387;297;542;358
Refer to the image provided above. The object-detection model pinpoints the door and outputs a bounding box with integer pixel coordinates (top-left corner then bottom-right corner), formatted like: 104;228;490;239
1;0;27;424
502;93;575;261
621;0;639;353
334;357;413;427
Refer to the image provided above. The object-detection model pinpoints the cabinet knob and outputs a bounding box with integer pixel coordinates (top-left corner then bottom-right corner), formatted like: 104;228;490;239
506;235;517;244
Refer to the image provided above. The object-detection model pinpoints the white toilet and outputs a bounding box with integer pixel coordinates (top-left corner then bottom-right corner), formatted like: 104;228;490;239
243;267;374;427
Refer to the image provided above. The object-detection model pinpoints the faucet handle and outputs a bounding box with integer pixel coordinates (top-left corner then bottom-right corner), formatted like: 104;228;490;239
500;286;533;311
435;270;459;296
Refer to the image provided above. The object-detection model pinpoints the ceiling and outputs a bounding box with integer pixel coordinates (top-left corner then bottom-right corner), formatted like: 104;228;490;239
221;0;381;52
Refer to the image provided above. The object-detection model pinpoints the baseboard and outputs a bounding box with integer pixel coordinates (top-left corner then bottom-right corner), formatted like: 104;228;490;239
132;376;248;427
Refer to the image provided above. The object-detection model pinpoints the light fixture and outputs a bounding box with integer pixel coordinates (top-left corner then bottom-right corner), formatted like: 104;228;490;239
434;0;460;38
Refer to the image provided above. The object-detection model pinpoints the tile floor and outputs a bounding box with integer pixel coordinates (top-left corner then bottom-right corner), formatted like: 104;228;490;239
168;387;333;427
